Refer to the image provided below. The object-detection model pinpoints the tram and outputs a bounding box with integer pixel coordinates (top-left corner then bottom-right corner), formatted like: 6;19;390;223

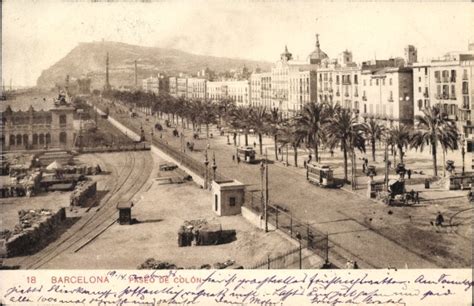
306;163;335;187
237;146;257;163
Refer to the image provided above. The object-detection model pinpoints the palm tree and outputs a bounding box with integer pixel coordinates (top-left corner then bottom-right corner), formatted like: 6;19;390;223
229;106;251;146
410;106;459;177
266;108;283;160
197;99;217;138
248;106;268;155
362;119;386;162
387;125;411;164
296;101;326;162
277;121;306;167
324;108;365;184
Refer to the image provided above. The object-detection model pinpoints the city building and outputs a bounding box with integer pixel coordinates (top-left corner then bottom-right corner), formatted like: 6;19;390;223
187;78;207;99
169;77;178;97
142;76;159;94
360;64;414;126
177;78;188;98
143;74;169;95
404;45;418;66
413;49;474;168
207;80;250;107
1;94;76;151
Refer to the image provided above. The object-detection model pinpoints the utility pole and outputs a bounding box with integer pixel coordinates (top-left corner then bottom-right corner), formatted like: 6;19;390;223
384;139;389;191
265;148;269;232
134;60;138;89
204;150;209;190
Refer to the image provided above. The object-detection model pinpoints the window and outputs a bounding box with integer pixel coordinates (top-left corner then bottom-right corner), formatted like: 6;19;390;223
229;197;236;207
370;79;372;86
59;132;67;144
418;99;423;110
376;79;379;86
418;87;422;93
389;78;392;86
418;77;422;82
424;68;428;76
354;75;358;84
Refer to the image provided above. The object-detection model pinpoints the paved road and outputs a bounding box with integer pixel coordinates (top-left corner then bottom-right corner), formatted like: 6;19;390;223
102;101;439;269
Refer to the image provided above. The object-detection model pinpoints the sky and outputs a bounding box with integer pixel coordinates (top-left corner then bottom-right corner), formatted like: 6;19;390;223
2;0;473;87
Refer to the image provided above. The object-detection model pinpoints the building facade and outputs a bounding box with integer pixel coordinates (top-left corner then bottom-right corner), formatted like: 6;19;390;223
169;77;178;97
1;94;76;151
187;78;207;99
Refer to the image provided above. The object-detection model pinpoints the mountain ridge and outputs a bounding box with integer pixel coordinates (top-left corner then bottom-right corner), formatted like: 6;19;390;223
36;41;272;89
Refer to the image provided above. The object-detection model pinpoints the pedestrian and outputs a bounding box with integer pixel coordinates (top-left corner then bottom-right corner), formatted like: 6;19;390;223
345;260;353;269
232;154;235;162
308;154;312;163
362;163;366;173
253;141;256;148
304;160;307;168
387;160;392;169
353;261;359;269
435;212;444;227
330;150;334;157
407;169;412;179
237;156;241;164
415;191;420;204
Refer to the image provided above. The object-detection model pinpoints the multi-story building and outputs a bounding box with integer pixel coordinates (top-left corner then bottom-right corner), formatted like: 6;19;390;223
142;76;159;94
413;51;474;136
413;50;474;168
288;70;317;114
177;78;188;98
169;77;178;97
187;78;207;100
271;42;320;114
227;81;250;107
317;50;361;112
250;73;262;107
1;94;76;151
360;64;414;127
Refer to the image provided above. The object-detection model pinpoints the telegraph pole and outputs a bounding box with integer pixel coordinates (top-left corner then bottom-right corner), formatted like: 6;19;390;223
265;148;269;232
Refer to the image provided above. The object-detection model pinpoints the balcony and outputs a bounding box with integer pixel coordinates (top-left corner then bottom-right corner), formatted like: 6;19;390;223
450;77;456;83
436;78;441;83
462;103;470;110
423;92;429;98
463;74;468;80
388;97;394;102
462;89;469;95
344;92;349;97
354;92;359;97
450;95;457;100
328;88;334;93
362;96;367;101
342;81;351;85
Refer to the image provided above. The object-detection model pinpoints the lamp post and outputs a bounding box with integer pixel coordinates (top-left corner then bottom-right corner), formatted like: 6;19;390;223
461;136;466;175
212;152;217;182
204;150;209;190
296;232;302;269
260;159;265;228
265;149;269;232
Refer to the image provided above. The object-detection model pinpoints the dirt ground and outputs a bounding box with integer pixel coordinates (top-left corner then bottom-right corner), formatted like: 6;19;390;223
42;152;297;269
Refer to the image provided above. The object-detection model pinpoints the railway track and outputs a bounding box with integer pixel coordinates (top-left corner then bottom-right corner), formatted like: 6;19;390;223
15;151;153;269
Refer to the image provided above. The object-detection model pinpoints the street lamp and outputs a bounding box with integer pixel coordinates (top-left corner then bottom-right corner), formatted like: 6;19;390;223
212;152;217;182
260;159;265;224
204;150;209;190
461;136;466;175
296;231;302;269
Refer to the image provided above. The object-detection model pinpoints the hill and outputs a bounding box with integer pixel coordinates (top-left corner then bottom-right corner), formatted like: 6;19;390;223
36;41;272;89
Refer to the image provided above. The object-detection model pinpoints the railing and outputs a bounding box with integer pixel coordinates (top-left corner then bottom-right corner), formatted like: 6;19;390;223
247;246;302;269
243;191;330;266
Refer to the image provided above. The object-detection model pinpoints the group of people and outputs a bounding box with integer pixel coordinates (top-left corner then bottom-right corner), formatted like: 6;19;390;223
232;154;241;164
345;260;359;269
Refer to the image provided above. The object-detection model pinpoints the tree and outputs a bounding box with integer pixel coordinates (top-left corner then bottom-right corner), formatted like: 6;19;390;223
362;119;386;162
266;108;284;160
197;99;217;138
229;106;251;146
387;125;411;164
295;101;326;163
324;108;365;184
248;106;268;155
410;106;459;177
277;120;306;167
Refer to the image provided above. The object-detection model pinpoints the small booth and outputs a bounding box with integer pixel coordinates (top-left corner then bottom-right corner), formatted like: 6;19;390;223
212;179;245;216
306;163;334;187
237;147;256;163
117;202;133;225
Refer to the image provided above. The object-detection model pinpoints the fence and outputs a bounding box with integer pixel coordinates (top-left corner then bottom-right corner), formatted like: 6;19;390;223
79;143;151;154
244;191;330;266
247;246;302;269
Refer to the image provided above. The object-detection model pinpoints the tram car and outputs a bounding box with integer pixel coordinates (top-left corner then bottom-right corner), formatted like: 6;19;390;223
306;163;335;187
237;146;257;163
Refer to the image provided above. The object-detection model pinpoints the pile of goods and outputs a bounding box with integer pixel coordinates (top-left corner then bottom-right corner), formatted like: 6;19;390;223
70;181;97;207
0;208;66;257
137;258;180;270
178;219;236;247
